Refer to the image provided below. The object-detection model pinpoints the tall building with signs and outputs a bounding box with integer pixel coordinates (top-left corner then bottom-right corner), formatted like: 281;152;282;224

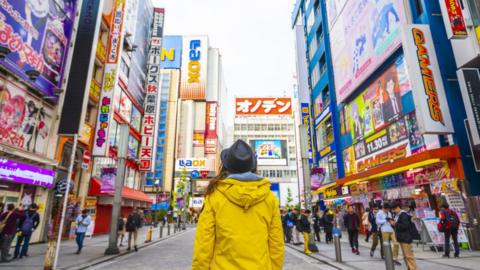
292;0;480;244
233;97;300;206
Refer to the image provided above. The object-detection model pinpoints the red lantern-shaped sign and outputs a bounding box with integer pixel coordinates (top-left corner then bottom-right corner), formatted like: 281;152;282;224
200;171;209;179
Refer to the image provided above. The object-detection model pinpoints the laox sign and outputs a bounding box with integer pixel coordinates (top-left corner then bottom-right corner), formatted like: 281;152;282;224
188;40;202;83
176;158;207;171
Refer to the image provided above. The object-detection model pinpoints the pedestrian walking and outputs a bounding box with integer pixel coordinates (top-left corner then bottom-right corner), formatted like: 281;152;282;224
313;210;322;242
376;203;401;265
369;204;382;258
438;203;460;258
14;203;40;259
323;208;334;244
117;215;126;247
0;204;24;262
192;140;284;270
298;209;313;254
343;205;360;255
74;209;91;254
126;208;142;252
391;202;418;270
283;209;294;243
362;207;371;242
291;208;302;245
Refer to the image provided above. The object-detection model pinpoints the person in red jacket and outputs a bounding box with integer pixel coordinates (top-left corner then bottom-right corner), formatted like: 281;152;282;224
439;203;460;258
0;204;25;262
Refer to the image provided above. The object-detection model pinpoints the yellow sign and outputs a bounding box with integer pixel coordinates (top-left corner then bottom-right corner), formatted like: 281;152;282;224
320;146;331;157
79;123;93;145
324;188;338;199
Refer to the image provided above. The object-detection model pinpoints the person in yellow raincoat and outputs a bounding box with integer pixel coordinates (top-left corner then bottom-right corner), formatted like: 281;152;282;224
192;139;284;270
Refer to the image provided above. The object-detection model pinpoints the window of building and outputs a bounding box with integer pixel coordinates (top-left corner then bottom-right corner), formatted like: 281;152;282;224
314;0;320;16
307;9;315;33
316;115;334;150
308;38;317;57
120;57;129;77
318;153;338;184
310;62;320;89
321;85;330;106
414;0;423;15
319;55;326;76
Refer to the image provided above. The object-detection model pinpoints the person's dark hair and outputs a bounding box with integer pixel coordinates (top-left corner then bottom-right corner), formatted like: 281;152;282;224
442;203;450;209
390;201;400;209
305;209;311;214
347;204;353;209
30;203;38;210
373;204;379;209
7;203;14;211
82;209;89;215
205;165;229;195
383;202;390;209
366;207;370;212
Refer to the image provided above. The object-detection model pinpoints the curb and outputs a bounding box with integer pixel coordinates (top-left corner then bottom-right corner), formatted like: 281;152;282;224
64;228;192;270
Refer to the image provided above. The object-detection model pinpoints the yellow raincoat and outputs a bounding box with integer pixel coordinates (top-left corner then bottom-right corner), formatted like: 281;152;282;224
192;178;284;270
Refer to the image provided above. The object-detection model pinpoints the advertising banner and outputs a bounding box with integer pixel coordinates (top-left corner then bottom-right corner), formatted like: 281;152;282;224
161;36;182;69
205;102;217;154
79;123;93;146
126;0;153;105
330;0;406;104
301;103;313;165
139;8;164;171
401;24;454;134
250;140;288;166
100;167;116;193
175;158;207;171
0;158;54;188
236;97;292;115
0;76;53;155
0;0;78;98
180;36;208;99
93;0;126;156
457;69;480;146
439;0;468;39
325;0;347;30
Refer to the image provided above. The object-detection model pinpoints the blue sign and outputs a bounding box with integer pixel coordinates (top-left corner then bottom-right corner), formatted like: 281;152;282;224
190;170;200;179
160;36;182;69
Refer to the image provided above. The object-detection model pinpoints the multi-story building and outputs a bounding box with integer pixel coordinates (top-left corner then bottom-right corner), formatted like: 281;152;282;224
293;0;480;242
232;97;299;206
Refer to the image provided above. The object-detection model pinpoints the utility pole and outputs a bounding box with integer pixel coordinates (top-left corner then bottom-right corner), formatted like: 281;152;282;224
105;124;129;254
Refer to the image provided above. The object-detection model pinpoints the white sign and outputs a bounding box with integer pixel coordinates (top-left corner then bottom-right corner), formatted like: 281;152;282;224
190;197;204;208
401;24;454;134
180;36;209;99
175;158;207;171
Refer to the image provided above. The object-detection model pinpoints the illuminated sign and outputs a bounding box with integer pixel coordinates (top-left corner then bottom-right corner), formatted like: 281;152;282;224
357;143;409;172
139;8;165;171
440;0;468;39
236;98;293;115
324;188;338;199
180;36;208;99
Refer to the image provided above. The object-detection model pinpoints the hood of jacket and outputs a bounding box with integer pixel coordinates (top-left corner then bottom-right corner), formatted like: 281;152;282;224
216;177;271;210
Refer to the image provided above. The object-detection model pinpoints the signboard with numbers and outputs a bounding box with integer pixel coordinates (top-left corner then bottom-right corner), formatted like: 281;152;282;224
139;8;164;171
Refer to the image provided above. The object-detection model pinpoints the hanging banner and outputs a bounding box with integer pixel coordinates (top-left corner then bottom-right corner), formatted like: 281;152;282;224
439;0;468;39
301;103;313;165
92;0;126;156
139;8;164;171
100;167;116;193
401;24;454;134
180;36;209;99
457;69;480;146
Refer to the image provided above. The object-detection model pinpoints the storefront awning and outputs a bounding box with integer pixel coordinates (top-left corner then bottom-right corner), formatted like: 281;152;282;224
89;178;152;203
311;182;337;195
336;145;464;186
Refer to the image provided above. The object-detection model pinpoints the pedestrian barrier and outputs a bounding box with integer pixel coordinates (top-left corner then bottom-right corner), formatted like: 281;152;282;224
167;224;171;236
145;227;153;243
333;235;342;263
174;225;177;233
383;240;395;270
159;225;164;238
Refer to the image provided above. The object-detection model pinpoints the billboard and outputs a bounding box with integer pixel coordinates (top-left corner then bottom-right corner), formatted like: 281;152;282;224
458;69;480;146
180;36;208;99
126;0;153;105
236;97;292;115
325;0;347;30
92;0;126;156
161;36;182;69
0;158;55;188
439;0;468;39
250;140;288;166
139;8;164;171
205;102;217;154
401;24;454;134
330;0;406;104
300;103;313;165
0;75;54;156
0;0;78;98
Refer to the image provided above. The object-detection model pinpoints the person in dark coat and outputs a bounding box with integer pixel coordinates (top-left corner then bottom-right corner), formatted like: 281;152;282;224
369;204;383;258
313;210;322;242
343;205;360;255
0;204;25;262
126;208;142;251
439;203;460;258
14;203;40;259
390;202;417;270
282;209;294;243
298;209;312;254
323;208;334;244
291;208;301;245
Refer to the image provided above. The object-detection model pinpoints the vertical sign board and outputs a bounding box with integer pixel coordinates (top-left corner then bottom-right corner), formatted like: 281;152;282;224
401;24;454;134
205;102;217;154
160;36;183;69
300;103;313;166
92;0;126;156
439;0;468;39
139;8;165;171
179;36;209;99
458;69;480;146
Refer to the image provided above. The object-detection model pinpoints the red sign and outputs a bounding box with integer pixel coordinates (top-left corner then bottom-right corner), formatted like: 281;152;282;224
200;171;209;178
205;102;217;154
235;98;292;115
442;0;468;39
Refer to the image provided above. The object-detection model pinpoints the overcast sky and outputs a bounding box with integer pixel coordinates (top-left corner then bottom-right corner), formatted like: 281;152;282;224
153;0;297;98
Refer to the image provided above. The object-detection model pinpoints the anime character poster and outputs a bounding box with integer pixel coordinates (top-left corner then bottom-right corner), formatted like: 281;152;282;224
343;146;356;176
100;167;116;193
0;76;53;155
405;112;426;154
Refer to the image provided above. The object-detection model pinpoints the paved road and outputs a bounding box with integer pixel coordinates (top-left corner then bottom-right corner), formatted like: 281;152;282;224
91;229;339;270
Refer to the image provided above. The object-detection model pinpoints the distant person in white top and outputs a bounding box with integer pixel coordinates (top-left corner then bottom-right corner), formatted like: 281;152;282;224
376;203;401;266
75;209;92;254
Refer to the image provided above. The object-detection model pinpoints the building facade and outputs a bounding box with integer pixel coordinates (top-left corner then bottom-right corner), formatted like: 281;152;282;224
293;0;480;244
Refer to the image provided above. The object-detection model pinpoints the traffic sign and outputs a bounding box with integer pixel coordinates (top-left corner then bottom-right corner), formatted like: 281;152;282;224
190;170;200;179
82;151;91;170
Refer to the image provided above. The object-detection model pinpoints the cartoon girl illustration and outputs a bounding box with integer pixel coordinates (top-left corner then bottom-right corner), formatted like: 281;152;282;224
351;102;363;141
23;100;47;153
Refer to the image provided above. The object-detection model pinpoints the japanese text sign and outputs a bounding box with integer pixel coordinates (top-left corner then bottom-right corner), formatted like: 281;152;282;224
0;0;78;98
440;0;468;39
236;97;292;115
205;102;217;154
139;8;164;171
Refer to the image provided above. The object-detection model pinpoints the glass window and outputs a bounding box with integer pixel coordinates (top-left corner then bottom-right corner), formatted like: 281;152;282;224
316;116;334;150
307;9;315;33
318;153;338;184
310;62;320;89
308;38;317;57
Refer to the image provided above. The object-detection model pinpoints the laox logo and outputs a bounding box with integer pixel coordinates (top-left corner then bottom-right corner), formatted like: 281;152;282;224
178;159;205;167
188;40;201;83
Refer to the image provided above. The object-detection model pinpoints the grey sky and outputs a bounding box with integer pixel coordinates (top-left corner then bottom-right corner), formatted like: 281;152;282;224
153;0;297;98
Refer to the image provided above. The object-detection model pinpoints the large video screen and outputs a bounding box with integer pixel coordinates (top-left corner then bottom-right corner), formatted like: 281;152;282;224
250;140;288;166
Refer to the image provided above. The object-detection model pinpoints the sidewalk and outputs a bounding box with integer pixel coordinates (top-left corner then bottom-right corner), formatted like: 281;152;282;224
0;224;189;270
287;233;480;270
